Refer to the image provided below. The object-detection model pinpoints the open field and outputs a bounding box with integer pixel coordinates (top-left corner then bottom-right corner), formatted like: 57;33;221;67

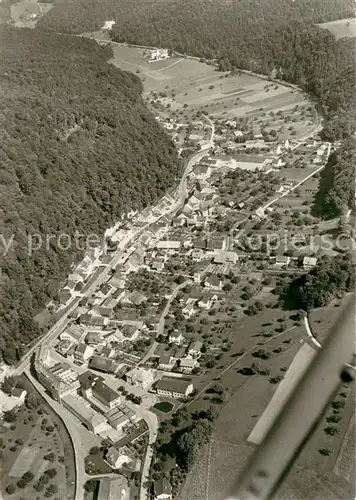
107;45;317;140
318;18;356;39
248;341;317;445
180;294;355;500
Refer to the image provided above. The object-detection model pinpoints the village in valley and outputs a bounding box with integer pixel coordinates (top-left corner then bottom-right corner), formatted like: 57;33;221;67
1;31;354;500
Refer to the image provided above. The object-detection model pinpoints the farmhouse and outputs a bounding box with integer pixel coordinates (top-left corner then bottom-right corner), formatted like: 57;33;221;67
156;377;194;399
150;48;169;61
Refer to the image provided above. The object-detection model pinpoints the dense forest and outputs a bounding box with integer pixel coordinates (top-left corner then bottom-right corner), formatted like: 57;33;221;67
276;254;355;312
0;26;178;364
312;138;356;218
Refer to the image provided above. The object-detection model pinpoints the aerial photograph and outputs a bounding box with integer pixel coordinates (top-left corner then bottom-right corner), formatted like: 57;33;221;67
0;1;355;500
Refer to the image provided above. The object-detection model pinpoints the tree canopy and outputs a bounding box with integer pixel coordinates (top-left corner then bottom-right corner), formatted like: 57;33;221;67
276;254;355;311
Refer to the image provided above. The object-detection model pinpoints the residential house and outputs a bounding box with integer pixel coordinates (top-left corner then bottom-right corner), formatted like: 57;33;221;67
154;478;172;500
303;256;318;270
192;164;210;180
55;339;75;357
125;367;154;389
156;377;194;399
101;345;116;358
275;255;291;268
97;476;129;500
81;374;121;411
180;357;199;374
198;295;217;310
97;283;113;300
188;341;203;358
182;300;196;319
74;343;94;365
120;291;147;306
168;331;184;346
204;275;223;291
106;446;133;469
158;354;175;371
109;271;126;289
60;325;85;344
85;331;105;348
151;260;165;271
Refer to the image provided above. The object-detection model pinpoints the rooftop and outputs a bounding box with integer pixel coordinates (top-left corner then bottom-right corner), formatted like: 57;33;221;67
156;377;193;394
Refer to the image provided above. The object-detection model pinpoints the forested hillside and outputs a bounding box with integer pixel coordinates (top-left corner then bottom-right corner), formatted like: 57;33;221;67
38;0;353;37
0;26;178;364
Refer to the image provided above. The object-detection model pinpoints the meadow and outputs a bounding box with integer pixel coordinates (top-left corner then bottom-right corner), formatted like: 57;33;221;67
108;45;317;140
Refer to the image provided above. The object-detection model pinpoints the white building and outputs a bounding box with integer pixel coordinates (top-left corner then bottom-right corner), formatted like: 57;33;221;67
125;367;154;389
168;331;184;345
102;20;115;31
303;256;318;270
180;357;199;374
